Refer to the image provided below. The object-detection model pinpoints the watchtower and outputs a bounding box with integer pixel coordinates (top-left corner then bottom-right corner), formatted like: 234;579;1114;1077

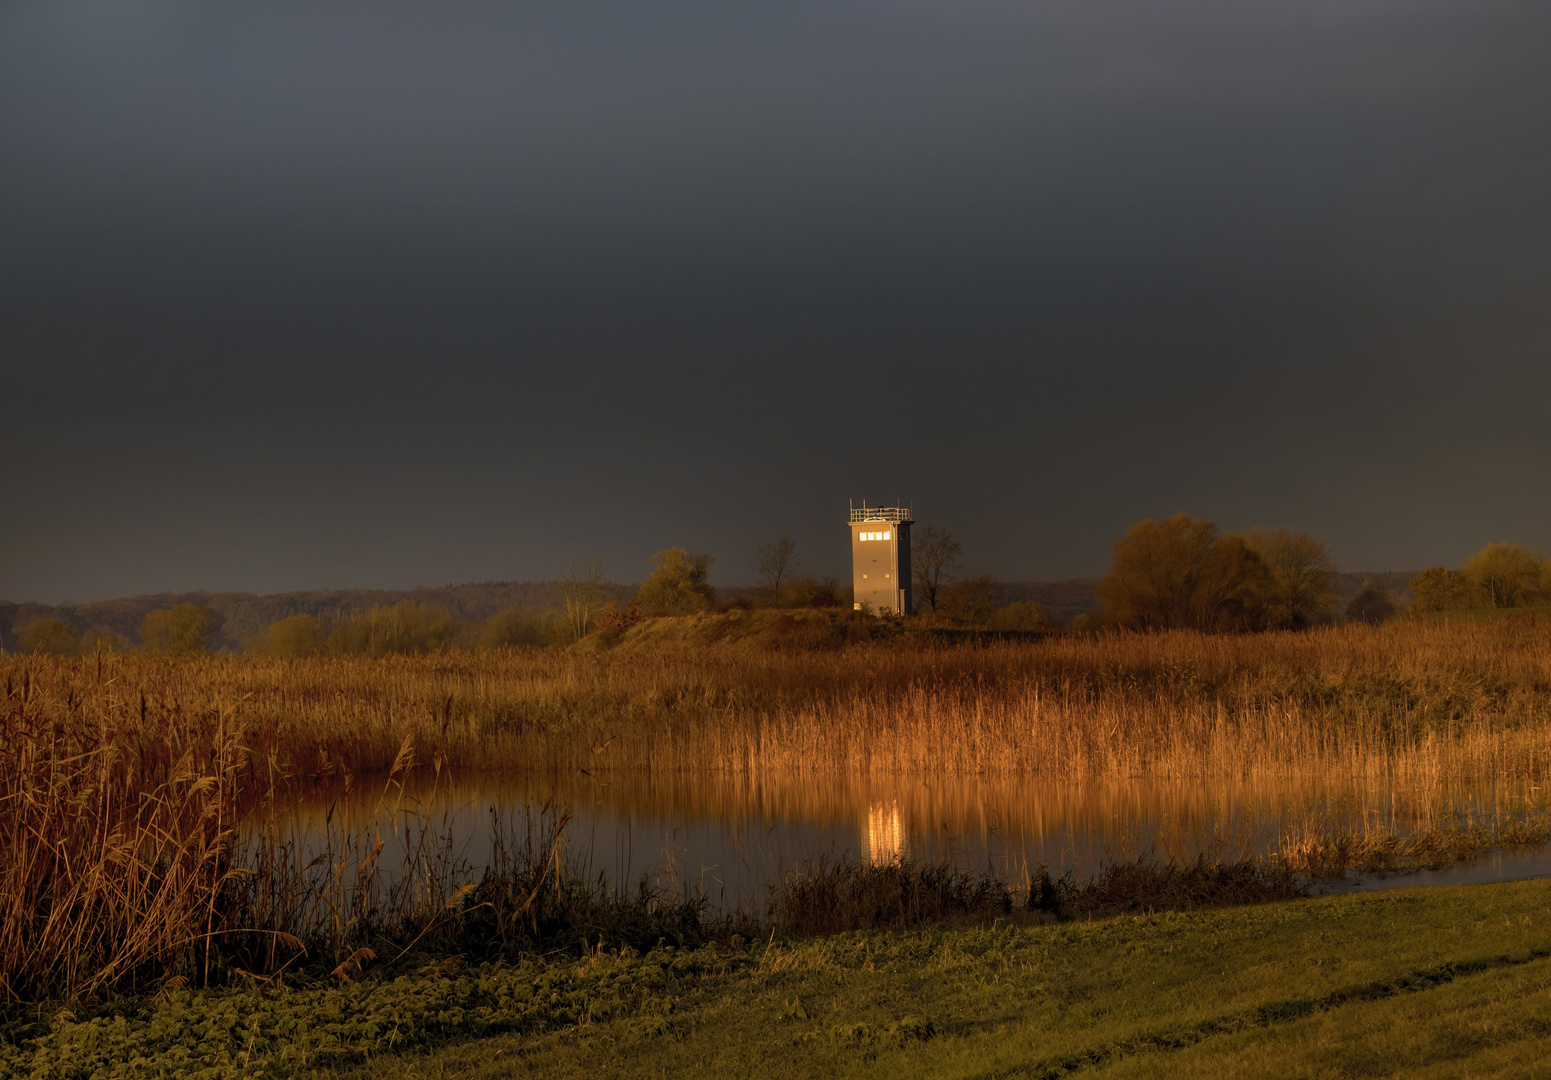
849;502;913;614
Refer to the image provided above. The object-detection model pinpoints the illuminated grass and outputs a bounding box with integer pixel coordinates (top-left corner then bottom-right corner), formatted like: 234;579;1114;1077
7;879;1545;1079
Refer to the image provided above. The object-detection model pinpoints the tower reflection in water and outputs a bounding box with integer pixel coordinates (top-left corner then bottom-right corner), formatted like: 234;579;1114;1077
866;800;908;864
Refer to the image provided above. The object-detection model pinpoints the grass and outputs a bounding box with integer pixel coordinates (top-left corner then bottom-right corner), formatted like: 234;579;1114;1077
7;614;1551;1001
5;878;1549;1078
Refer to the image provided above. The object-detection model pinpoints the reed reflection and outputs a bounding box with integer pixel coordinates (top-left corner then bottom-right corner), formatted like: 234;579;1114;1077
254;769;1551;908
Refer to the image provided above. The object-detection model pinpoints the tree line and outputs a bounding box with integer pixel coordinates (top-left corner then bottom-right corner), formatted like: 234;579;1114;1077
8;521;1548;657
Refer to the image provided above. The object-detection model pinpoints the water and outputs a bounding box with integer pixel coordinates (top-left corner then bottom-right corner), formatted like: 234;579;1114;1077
257;769;1551;908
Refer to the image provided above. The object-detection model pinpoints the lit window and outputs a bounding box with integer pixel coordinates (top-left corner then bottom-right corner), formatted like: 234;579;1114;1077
862;532;869;541
883;531;890;540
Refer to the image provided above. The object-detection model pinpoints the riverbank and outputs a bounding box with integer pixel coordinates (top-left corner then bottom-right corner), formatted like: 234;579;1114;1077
7;617;1551;1000
7;878;1548;1078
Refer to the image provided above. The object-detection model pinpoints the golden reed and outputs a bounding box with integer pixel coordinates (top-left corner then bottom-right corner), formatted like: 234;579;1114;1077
8;615;1551;785
5;614;1551;998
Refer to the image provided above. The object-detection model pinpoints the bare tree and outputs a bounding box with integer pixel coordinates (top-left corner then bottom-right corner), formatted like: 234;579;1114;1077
752;534;800;599
557;558;606;641
911;526;962;613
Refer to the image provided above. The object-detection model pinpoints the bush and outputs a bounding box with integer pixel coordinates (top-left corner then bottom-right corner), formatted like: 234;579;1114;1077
1409;567;1479;614
251;614;327;658
1463;543;1547;608
988;601;1048;632
15;619;78;656
480;607;552;648
79;628;126;654
327;602;455;656
139;603;216;655
939;575;998;626
1097;515;1271;631
1241;527;1337;628
635;548;714;615
1346;584;1398;624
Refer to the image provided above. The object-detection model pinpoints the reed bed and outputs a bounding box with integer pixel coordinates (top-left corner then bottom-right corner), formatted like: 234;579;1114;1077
6;615;1551;1002
8;615;1551;784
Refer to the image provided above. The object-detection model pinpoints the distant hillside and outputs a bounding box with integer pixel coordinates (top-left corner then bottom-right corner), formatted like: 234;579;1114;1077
0;580;635;651
1;570;1425;650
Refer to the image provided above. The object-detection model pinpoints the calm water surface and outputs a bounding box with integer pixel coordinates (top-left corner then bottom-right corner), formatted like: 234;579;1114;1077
259;770;1551;907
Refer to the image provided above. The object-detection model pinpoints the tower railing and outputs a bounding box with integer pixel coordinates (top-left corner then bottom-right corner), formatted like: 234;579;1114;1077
849;507;913;523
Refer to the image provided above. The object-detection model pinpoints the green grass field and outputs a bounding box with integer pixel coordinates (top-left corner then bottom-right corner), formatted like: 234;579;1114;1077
12;879;1551;1079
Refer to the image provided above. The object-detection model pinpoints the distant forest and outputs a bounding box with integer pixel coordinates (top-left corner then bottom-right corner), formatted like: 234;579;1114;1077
1;572;1414;653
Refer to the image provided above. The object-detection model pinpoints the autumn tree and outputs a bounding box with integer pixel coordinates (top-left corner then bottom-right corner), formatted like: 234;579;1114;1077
635;548;714;615
1408;567;1477;614
251;614;326;658
139;603;216;655
911;526;962;613
16;619;78;656
1097;514;1271;632
1463;543;1547;608
752;534;800;600
1241;527;1337;628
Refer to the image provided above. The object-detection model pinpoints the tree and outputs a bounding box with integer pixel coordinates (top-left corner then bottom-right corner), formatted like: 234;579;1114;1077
480;607;551;648
911;526;962;613
752;534;800;600
556;558;607;642
16;619;78;656
1097;514;1271;632
1463;543;1547;608
1240;527;1337;629
635;548;714;615
252;614;326;658
1408;567;1477;614
1346;583;1397;624
139;603;216;655
939;575;998;626
989;601;1048;632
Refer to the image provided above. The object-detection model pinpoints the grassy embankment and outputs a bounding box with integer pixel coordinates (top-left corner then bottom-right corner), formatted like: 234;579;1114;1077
6;879;1550;1079
6;612;1551;1002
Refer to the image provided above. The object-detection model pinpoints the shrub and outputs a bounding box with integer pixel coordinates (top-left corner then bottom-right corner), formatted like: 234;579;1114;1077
139;603;216;655
15;619;78;656
1241;527;1337;628
1409;567;1478;614
988;601;1048;632
939;575;998;626
327;602;455;656
1346;583;1397;624
1463;543;1547;608
251;614;327;658
1097;515;1271;631
636;548;714;615
481;607;552;648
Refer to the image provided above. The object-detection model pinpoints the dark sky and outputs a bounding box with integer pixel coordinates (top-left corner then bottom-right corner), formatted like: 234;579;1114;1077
4;1;1550;602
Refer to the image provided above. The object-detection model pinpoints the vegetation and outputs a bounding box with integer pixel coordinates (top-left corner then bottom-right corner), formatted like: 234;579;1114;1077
1410;542;1550;616
1346;581;1398;624
635;548;714;615
1096;516;1341;632
5;879;1550;1078
752;534;800;597
909;527;961;613
138;602;218;655
13;619;77;656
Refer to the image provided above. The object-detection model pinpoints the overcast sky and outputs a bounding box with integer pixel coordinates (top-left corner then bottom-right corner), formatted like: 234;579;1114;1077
3;0;1549;602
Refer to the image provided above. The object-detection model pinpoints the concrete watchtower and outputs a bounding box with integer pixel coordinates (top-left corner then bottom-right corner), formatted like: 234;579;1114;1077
849;502;913;614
